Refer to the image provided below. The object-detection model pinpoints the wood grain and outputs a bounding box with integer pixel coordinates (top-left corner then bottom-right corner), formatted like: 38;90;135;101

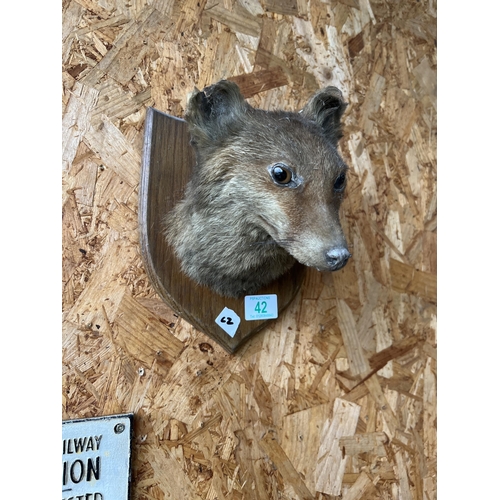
62;0;437;498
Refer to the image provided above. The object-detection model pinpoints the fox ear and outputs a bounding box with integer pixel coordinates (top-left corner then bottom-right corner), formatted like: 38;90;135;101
300;87;347;145
185;80;249;146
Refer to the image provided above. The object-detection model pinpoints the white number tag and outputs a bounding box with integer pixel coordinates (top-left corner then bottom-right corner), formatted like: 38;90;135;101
244;294;278;321
215;307;241;337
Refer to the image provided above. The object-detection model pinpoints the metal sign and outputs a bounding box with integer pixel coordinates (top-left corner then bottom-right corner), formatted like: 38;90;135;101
62;413;133;500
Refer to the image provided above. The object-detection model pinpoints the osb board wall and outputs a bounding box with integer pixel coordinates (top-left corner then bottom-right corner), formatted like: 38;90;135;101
62;0;437;499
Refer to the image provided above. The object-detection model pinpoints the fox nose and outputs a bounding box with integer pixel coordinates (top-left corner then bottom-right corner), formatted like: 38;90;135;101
325;247;351;271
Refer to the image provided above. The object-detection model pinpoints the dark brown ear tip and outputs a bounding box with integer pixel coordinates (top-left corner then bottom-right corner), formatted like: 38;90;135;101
323;86;344;98
319;96;346;113
302;87;348;113
185;80;248;138
186;89;207;110
317;87;346;108
186;88;202;107
203;79;241;96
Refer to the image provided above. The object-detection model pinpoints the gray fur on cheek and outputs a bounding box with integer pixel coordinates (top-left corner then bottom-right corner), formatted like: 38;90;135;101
164;192;295;297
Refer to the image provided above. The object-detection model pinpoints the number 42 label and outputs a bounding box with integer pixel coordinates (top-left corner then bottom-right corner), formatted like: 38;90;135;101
244;294;278;321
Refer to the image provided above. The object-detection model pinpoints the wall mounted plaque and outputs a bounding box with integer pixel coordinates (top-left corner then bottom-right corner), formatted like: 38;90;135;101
62;413;133;500
139;108;305;353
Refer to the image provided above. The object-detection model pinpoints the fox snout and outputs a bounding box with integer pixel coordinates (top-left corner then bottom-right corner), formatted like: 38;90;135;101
279;229;351;274
325;246;351;271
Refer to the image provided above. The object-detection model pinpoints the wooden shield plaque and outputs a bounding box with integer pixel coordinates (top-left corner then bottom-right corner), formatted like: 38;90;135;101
139;108;305;353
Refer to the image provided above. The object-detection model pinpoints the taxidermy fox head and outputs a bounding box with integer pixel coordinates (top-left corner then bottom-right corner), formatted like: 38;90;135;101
165;80;351;298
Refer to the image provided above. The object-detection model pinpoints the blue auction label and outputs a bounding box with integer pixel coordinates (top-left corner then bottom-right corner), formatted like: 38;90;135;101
244;294;278;321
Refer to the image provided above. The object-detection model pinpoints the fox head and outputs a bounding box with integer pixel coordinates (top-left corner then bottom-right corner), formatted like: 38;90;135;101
183;80;351;274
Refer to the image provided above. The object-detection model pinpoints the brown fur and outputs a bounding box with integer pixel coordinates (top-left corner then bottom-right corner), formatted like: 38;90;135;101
165;80;351;298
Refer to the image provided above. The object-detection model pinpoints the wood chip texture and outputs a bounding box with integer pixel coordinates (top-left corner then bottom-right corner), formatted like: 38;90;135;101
62;0;437;498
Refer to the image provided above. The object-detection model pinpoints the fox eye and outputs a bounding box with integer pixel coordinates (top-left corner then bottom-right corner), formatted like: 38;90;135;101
269;163;293;185
333;172;347;192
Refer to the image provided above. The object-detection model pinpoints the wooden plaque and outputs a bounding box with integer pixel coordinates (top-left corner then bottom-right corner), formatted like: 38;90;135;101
139;108;305;353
